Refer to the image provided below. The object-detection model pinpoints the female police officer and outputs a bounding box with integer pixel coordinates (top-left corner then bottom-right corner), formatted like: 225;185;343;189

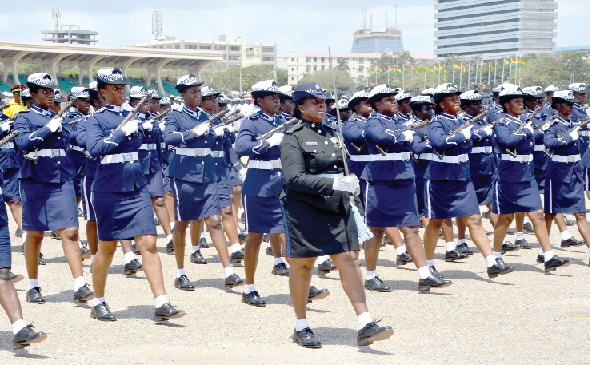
280;82;393;348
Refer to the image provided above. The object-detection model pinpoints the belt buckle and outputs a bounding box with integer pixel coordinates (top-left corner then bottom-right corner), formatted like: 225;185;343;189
459;155;467;163
51;149;59;158
485;146;492;153
567;155;575;163
402;152;410;161
123;153;133;162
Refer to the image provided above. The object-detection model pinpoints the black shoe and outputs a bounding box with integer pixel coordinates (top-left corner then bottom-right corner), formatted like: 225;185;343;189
154;216;160;226
445;249;467;262
230;250;244;264
80;244;91;260
308;286;330;303
487;258;514;278
357;320;394;346
12;324;47;350
318;259;336;273
199;237;210;248
124;259;143;275
429;265;443;279
263;233;270;242
456;242;474;255
418;275;453;292
537;253;545;263
49;230;60;239
166;239;174;254
131;243;140;255
383;236;392;245
78;207;84;217
523;222;534;233
15;228;22;238
238;231;248;243
26;287;45;304
174;275;195;291
544;255;572;272
38;252;46;266
242;291;266;307
292;327;322;348
10;272;24;284
240;211;246;224
190;250;207;264
225;273;245;288
481;211;490;219
90;302;116;321
365;276;391;292
154;303;186;322
272;263;290;276
564;216;575;226
501;241;520;253
561;237;585;247
266;246;274;256
514;238;532;249
395;252;413;265
74;284;94;303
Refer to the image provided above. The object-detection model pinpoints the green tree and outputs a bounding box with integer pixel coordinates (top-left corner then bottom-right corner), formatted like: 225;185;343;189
298;69;355;97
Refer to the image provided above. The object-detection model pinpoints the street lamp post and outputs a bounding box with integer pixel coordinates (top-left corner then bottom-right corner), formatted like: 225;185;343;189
238;57;243;96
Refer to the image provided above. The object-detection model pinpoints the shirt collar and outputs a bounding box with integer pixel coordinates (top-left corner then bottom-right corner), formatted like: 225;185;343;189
104;104;125;116
505;114;522;124
439;112;458;120
30;105;54;118
182;104;200;119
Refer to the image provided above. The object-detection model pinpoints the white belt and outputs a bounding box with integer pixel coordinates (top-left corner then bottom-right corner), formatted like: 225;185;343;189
349;154;372;162
417;153;434;161
551;154;580;163
70;145;85;152
371;152;411;161
501;153;533;163
248;159;282;170
139;143;157;151
175;147;212;157
100;152;138;164
212;151;225;158
1;142;14;150
471;146;493;154
26;148;66;158
534;145;545;152
315;172;343;178
434;153;469;164
161;142;166;149
580;131;590;137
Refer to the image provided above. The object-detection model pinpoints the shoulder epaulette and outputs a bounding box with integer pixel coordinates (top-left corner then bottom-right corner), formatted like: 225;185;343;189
284;122;304;135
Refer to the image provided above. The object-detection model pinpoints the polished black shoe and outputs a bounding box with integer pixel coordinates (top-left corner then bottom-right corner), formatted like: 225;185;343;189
165;239;174;254
481;211;490;219
190;250;207;264
544;255;572;272
292;327;322;348
12;324;47;350
124;259;143;275
487;258;514;278
429;265;443;279
240;211;246;224
131;242;140;255
174;275;195;291
263;233;270;242
445;249;467;262
242;291;266;307
456;242;474;255
15;228;22;238
80;244;91;260
154;303;186;322
308;286;330;303
238;231;248;243
537;253;545;263
230;250;245;264
10;272;24;284
357;320;394;346
501;241;520;253
225;273;245;288
272;263;290;276
265;246;274;256
514;238;532;249
90;302;116;321
523;222;534;233
564;216;575;226
50;230;60;239
38;252;46;266
199;237;210;248
395;252;413;265
154;216;160;226
318;259;337;273
561;237;585;247
74;284;94;303
26;287;45;304
418;275;453;292
365;276;391;292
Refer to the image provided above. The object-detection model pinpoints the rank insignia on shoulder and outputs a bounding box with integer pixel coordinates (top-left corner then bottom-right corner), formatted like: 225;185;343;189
330;136;341;148
305;141;318;146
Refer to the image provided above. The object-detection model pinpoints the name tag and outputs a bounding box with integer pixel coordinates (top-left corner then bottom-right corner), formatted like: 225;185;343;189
305;142;318;146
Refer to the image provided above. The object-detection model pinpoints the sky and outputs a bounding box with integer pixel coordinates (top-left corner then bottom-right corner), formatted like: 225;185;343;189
0;0;587;56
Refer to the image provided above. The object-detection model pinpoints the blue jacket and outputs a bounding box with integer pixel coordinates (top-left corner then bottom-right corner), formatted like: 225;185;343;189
342;115;370;177
572;103;589;156
467;113;495;177
529;109;550;173
494;114;535;183
76;113;100;178
0;114;20;171
209;113;232;181
544;116;584;183
426;113;472;181
63;109;89;175
410;122;433;179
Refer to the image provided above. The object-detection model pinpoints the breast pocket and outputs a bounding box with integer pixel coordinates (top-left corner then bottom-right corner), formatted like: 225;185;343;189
302;145;319;173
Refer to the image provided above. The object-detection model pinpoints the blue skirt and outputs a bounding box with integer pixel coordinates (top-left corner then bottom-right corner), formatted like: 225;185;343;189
146;171;165;198
73;174;83;197
545;176;586;214
0;201;10;268
163;174;173;193
1;168;20;203
424;180;479;219
230;167;243;187
92;187;156;241
492;180;543;214
415;176;426;216
472;173;493;206
365;180;420;228
218;178;232;209
81;176;96;221
584;168;590;191
21;179;79;231
172;178;221;221
243;195;285;234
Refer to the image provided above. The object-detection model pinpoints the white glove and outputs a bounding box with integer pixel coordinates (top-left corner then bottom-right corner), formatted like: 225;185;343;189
238;168;247;182
121;120;139;136
213;126;226;137
0;121;11;133
481;125;493;136
332;174;360;194
142;121;153;131
460;125;473;141
225;125;235;134
267;133;284;147
570;126;580;141
46;117;63;133
402;130;414;141
523;123;534;136
192;123;210;137
159;121;166;130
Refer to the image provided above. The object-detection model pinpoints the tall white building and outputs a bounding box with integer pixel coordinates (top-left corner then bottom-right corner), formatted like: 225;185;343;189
434;0;557;59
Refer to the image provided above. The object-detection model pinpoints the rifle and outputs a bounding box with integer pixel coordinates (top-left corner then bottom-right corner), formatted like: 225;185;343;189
202;108;234;128
112;92;153;134
534;114;557;131
558;116;590;138
375;118;432;156
0;130;18;148
255;117;300;141
449;110;488;135
506;106;541;157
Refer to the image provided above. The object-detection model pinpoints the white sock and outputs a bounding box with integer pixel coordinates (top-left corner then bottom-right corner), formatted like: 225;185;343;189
317;255;329;264
177;268;186;278
445;242;455;251
417;266;430;280
124;251;135;264
29;279;39;289
426;259;435;267
365;270;377;280
93;297;105;306
395;246;406;255
357;312;372;330
458;239;466;245
223;266;234;278
191;246;200;253
481;206;490;213
154;295;168;308
274;257;285;265
78;241;83;248
560;230;572;240
267;242;272;248
492;251;502;258
90;255;95;265
73;276;85;290
230;243;241;253
539;248;544;255
166;234;173;243
485;255;497;267
516;232;524;240
295;318;310;331
22;231;27;246
243;284;255;294
200;232;206;239
11;319;26;335
170;222;175;231
544;250;554;262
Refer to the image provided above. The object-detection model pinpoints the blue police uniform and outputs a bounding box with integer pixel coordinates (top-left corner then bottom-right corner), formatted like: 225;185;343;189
209;114;233;209
235;110;285;234
0;171;12;269
137;112;165;198
425;113;479;219
342;115;371;213
410;122;434;216
76;113;98;221
62;109;87;197
0;113;22;203
571;103;590;190
529;109;550;190
227;128;243;187
85;105;156;240
14;106;78;231
466;114;494;205
544;116;586;213
362;112;419;227
163;106;220;221
492;114;542;214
